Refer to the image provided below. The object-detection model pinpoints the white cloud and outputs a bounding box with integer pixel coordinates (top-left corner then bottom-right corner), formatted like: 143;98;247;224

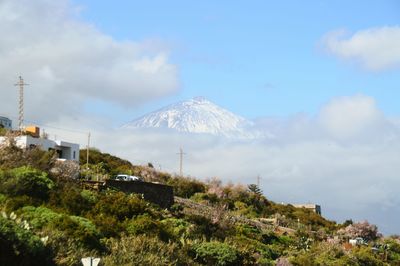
322;26;400;71
0;0;179;123
318;95;384;139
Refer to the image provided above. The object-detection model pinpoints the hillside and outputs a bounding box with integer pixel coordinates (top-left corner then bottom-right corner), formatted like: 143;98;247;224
0;142;399;265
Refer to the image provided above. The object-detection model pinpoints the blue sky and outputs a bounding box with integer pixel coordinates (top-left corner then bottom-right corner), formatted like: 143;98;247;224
73;0;400;122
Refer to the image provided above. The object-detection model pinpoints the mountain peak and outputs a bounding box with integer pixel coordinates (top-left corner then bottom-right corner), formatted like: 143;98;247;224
123;97;256;138
191;96;208;103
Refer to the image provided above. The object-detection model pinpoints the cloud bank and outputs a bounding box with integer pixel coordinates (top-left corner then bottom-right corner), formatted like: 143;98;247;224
322;26;400;71
0;0;179;123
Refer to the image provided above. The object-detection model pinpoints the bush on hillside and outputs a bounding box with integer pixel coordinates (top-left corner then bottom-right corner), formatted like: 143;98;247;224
0;215;54;266
186;214;228;240
167;176;206;198
89;191;149;221
192;241;240;266
19;206;101;249
49;184;96;216
87;191;151;237
126;214;161;236
227;236;279;265
160;218;190;240
0;167;54;200
102;235;194;265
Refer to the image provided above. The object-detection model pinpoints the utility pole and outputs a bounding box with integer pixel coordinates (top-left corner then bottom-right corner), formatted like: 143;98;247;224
86;132;91;168
14;76;29;131
257;175;261;187
177;147;186;176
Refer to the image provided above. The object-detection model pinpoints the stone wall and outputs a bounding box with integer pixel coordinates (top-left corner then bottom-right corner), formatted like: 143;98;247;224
105;180;174;209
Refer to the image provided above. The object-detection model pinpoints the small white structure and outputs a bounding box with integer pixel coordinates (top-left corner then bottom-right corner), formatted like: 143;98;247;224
0;116;12;129
292;204;322;215
0;135;80;162
81;257;100;266
349;237;365;246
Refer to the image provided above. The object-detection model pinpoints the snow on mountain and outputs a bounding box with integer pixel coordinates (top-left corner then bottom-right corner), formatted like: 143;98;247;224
123;97;261;138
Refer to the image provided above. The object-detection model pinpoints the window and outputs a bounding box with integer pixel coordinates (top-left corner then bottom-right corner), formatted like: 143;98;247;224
73;151;76;159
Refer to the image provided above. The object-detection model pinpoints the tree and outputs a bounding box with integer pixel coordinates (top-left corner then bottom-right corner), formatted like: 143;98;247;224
338;220;381;241
248;184;262;196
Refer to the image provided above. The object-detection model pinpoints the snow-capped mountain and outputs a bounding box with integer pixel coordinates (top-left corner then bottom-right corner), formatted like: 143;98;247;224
123;97;259;138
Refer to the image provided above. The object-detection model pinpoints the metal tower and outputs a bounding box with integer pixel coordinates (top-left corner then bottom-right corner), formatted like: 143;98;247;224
14;76;28;131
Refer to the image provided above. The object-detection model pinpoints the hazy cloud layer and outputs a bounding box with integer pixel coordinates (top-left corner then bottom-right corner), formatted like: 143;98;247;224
0;0;179;123
84;95;400;235
322;26;400;71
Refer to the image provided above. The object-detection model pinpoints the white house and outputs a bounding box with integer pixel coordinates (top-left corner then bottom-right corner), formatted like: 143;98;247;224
292;204;322;215
0;135;80;162
0;116;12;129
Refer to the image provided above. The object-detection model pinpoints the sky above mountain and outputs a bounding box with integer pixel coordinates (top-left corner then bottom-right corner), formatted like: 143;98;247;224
1;0;400;235
72;0;400;123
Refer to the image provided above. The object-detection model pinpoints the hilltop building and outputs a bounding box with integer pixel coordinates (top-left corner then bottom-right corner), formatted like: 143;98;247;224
293;204;321;215
0;116;12;129
0;126;79;162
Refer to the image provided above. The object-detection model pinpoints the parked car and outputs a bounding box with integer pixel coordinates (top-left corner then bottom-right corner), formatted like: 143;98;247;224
115;174;142;181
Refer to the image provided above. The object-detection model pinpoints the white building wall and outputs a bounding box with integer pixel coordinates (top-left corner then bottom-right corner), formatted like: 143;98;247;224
0;135;80;162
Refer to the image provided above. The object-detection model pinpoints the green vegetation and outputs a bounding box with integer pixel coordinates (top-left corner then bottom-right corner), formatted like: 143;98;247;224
0;141;399;265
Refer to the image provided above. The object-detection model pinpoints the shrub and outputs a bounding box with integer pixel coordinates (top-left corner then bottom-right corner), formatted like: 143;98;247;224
19;206;61;229
186;214;227;240
160;218;190;240
0;193;6;206
0;215;53;266
89;214;123;238
0;167;54;200
192;241;240;266
4;195;41;211
49;184;95;215
227;236;278;265
87;191;150;237
102;235;194;265
235;224;262;241
89;191;149;221
167;176;206;198
384;238;400;262
19;206;101;249
126;214;160;236
352;246;386;266
50;215;101;249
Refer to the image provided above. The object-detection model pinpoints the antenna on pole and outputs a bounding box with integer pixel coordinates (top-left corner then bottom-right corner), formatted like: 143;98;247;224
177;147;186;176
257;175;261;187
14;76;29;131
